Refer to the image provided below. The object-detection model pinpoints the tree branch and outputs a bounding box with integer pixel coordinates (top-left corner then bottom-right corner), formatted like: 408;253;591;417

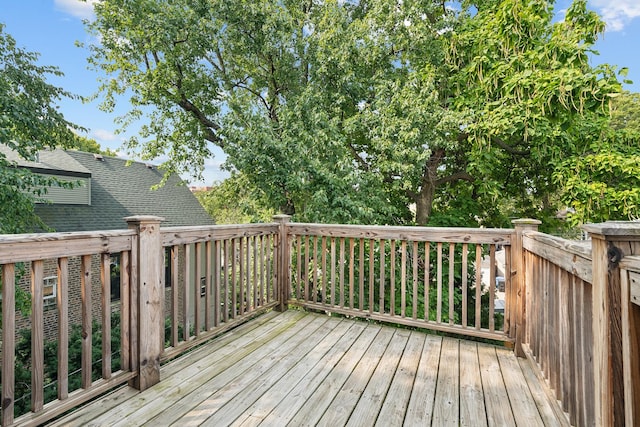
434;171;474;186
491;136;530;156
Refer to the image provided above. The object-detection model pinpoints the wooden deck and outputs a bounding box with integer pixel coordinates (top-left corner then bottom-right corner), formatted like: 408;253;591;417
50;310;569;426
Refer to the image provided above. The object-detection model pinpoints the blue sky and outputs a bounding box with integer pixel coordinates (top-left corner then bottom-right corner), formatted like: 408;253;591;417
2;0;640;185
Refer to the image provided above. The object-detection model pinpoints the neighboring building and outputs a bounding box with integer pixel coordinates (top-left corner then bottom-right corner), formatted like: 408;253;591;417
2;147;215;338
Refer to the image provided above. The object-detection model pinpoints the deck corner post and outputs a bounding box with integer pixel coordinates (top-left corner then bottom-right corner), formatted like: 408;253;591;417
273;214;291;312
511;218;541;358
584;221;640;427
125;215;165;391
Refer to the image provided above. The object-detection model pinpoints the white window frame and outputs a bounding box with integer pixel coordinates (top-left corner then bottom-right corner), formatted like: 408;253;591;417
43;275;57;307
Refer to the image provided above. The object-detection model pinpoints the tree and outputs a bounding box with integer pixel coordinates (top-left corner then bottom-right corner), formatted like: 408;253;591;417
86;0;623;227
72;134;118;157
610;91;640;135
194;174;274;224
0;23;80;233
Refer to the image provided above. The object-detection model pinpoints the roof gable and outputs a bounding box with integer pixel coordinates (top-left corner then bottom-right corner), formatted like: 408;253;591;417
35;150;215;231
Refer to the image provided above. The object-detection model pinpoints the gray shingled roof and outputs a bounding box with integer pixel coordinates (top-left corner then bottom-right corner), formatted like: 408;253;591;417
35;150;215;232
0;145;91;176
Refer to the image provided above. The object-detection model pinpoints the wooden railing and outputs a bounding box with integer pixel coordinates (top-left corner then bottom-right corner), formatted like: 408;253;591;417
520;229;594;426
159;223;280;361
621;255;640;426
284;223;514;342
2;216;640;426
0;229;137;427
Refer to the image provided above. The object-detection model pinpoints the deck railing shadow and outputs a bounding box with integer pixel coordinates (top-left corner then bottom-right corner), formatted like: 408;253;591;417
1;216;639;426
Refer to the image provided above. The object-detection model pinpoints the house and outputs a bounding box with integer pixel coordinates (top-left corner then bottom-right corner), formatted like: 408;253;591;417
1;147;215;337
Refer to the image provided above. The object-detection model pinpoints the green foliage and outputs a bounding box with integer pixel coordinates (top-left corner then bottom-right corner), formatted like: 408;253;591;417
86;0;625;227
194;174;275;224
7;313;122;418
71;134;118;157
555;137;640;226
610;91;640;135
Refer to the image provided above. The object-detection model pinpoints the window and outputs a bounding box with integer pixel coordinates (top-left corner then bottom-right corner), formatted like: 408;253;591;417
43;276;57;308
111;254;121;301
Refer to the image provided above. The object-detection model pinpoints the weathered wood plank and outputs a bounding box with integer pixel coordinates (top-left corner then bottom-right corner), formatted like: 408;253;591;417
160;224;278;247
81;254;93;390
199;317;339;426
497;348;544;426
523;231;592;283
478;344;515;426
100;311;310;425
314;328;395;427
48;311;569;427
0;232;133;263
2;263;16;426
285;325;383;426
255;321;370;427
345;329;410;427
288;223;512;244
402;334;442;425
459;341;487;427
374;331;424;425
432;338;459;426
31;260;45;413
231;319;356;427
57;257;69;400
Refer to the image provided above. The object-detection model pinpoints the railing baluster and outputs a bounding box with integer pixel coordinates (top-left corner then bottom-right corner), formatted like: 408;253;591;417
461;244;468;328
401;241;407;318
223;239;229;323
475;244;482;330
359;238;365;311
436;242;443;324
349;238;355;310
330;237;336;306
489;244;496;332
171;246;179;344
31;260;44;412
322;236;327;306
296;235;302;301
57;257;69;399
412;241;418;320
195;242;202;336
121;251;130;372
424;241;430;321
213;240;220;327
184;244;191;339
390;240;396;316
81;254;92;389
380;239;386;315
449;243;455;325
313;236;319;303
2;263;16;426
101;253;112;379
205;241;212;329
305;235;310;302
369;239;375;314
339;237;345;307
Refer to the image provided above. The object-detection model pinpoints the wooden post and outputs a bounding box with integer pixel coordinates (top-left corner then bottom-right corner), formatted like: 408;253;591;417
511;219;541;358
273;214;291;312
583;221;640;427
126;215;165;391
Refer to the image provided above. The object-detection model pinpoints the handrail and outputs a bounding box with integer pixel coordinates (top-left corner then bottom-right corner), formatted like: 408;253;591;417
285;223;514;342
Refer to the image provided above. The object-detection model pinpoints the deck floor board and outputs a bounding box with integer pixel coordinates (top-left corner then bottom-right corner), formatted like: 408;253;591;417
50;311;570;427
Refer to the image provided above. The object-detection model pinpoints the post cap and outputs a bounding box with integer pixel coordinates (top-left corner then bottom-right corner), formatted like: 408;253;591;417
124;215;165;224
583;221;640;238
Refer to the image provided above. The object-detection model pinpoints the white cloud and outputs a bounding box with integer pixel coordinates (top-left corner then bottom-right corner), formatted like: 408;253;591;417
91;128;120;142
54;0;99;20
590;0;640;32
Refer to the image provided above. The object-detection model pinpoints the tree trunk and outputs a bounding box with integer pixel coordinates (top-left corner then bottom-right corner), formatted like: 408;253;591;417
415;182;436;226
413;148;445;226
